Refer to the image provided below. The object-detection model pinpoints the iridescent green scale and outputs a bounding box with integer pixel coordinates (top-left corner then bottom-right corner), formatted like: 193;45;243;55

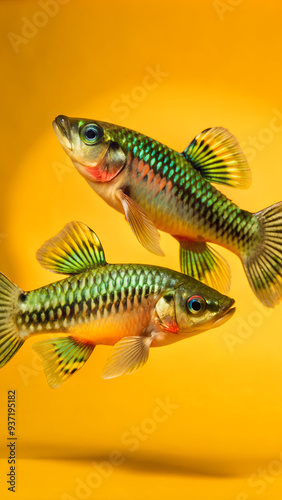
111;126;257;254
16;265;179;335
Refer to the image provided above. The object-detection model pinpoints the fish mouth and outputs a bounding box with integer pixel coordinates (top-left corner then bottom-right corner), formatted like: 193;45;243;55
53;115;72;151
213;299;236;327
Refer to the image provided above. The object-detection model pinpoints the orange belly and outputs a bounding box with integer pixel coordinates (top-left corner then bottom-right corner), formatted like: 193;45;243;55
69;306;153;346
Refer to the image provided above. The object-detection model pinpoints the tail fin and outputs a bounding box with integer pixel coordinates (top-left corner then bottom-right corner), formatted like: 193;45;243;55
242;202;282;307
0;273;24;367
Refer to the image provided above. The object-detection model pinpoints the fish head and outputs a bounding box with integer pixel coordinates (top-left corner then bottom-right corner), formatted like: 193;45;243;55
53;115;126;182
155;279;235;338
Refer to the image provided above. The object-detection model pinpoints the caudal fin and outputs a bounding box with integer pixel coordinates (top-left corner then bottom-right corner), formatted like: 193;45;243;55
0;273;24;367
242;202;282;307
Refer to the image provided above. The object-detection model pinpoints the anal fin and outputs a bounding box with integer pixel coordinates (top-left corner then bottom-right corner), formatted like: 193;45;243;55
179;239;230;293
33;336;95;388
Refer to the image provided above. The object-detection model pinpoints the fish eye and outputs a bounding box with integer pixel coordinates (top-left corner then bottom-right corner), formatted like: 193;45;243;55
80;123;103;145
187;295;206;315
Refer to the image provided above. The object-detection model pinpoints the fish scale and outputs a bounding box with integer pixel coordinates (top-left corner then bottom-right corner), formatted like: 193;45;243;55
107;125;256;254
131;154;255;254
15;264;179;337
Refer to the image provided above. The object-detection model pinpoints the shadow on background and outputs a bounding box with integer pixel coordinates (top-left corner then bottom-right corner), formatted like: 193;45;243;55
22;451;261;478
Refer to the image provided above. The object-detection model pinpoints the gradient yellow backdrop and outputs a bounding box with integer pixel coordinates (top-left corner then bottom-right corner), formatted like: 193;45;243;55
1;0;282;499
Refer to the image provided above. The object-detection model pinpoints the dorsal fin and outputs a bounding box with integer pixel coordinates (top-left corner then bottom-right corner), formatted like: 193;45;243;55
36;221;107;275
183;127;251;189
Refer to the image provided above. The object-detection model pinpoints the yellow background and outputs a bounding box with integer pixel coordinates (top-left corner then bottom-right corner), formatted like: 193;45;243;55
1;0;282;498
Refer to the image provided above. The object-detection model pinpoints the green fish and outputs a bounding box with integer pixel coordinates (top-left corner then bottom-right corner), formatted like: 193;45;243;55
53;116;282;307
0;222;235;388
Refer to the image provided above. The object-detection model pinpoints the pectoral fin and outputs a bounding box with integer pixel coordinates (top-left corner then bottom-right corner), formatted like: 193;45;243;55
179;239;230;293
33;336;95;388
117;190;164;256
183;127;251;189
102;336;153;379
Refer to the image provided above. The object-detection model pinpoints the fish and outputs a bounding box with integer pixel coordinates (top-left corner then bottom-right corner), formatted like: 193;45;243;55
0;221;235;388
53;115;282;307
